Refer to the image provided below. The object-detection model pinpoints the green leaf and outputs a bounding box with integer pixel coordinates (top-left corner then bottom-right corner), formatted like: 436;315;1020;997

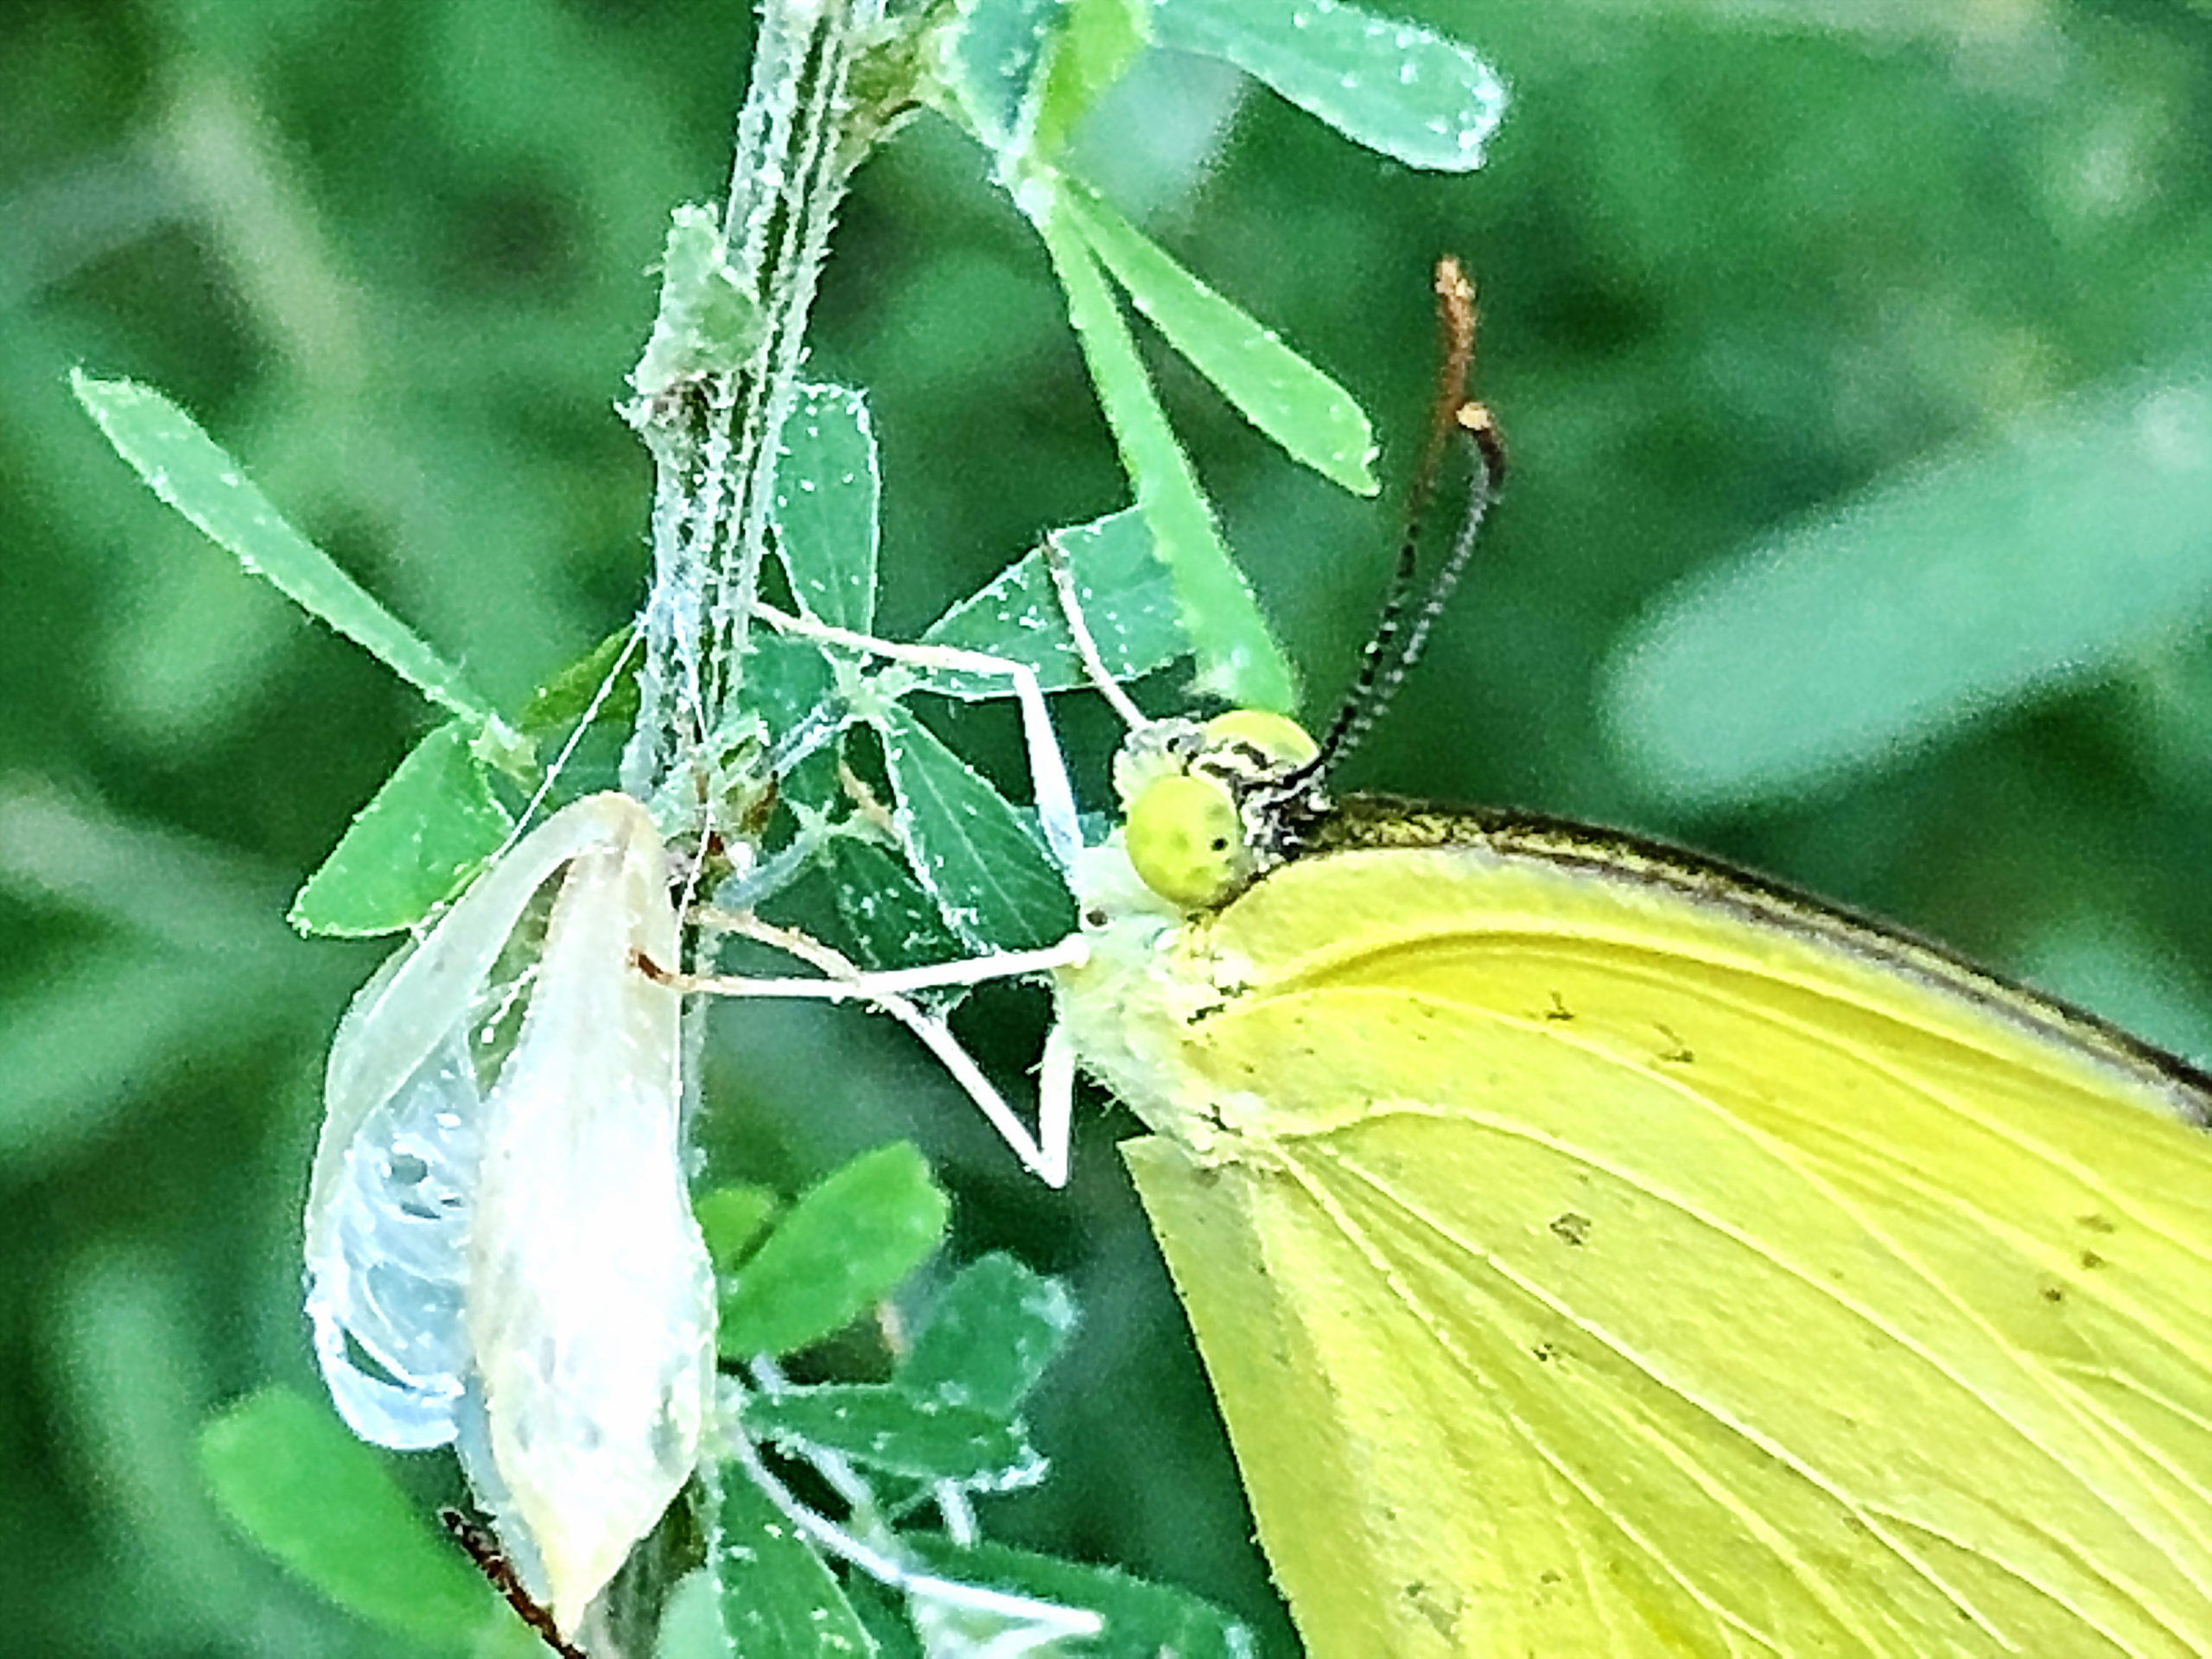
949;0;1063;151
918;509;1189;696
632;203;762;395
950;0;1153;162
696;1182;782;1275
198;1387;488;1646
288;721;516;938
1035;0;1152;157
1151;0;1507;172
905;1536;1257;1657
713;1466;877;1658
519;627;639;742
825;836;973;974
1600;371;2212;810
746;628;841;731
899;1253;1076;1416
876;703;1076;951
1062;183;1376;495
842;1579;928;1659
1032;194;1295;710
746;1384;1044;1490
720;1143;950;1359
655;1567;735;1659
71;372;517;748
742;626;843;810
773;384;881;634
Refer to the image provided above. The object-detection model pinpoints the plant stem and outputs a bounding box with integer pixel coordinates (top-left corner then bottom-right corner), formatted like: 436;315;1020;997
622;0;892;817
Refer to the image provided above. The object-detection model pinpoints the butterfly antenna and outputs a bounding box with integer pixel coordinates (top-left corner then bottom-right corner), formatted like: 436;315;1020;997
1299;258;1505;785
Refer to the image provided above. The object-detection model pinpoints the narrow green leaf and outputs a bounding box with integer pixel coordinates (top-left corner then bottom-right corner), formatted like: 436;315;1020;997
905;1536;1257;1657
714;1466;877;1658
519;627;639;742
918;509;1188;697
1033;195;1295;709
288;721;516;938
199;1387;488;1646
1063;183;1376;494
71;372;514;745
1151;0;1507;172
1600;372;2212;809
632;204;761;395
899;1254;1076;1416
876;703;1076;951
773;384;880;634
746;1385;1044;1491
720;1143;950;1360
696;1183;782;1275
825;836;973;974
1034;0;1152;156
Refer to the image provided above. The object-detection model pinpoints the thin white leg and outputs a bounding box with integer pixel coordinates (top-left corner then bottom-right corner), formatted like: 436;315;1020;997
665;913;1084;1188
751;601;1084;874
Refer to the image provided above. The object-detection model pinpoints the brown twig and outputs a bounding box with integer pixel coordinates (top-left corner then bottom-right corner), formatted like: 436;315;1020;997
439;1508;590;1659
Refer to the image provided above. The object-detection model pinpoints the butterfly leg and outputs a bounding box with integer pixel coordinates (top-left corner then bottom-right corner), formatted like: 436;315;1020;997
683;602;1106;1182
750;601;1085;874
650;912;1085;1188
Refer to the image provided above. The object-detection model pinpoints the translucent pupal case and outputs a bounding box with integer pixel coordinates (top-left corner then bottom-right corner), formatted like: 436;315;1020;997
303;791;714;1635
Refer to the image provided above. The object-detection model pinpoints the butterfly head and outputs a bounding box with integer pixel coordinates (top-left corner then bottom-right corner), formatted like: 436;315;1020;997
1112;709;1327;911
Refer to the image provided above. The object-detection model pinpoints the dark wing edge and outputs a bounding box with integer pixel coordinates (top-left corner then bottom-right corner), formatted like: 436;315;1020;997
1303;793;2212;1128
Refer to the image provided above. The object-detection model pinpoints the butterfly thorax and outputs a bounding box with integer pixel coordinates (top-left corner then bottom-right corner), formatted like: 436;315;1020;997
1055;837;1251;1164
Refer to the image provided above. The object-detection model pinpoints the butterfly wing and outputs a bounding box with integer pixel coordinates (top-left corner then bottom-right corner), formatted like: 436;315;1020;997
1100;832;2212;1657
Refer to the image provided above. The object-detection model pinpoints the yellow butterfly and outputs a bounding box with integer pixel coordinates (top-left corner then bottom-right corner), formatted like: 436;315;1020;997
1044;267;2212;1655
1058;709;2212;1656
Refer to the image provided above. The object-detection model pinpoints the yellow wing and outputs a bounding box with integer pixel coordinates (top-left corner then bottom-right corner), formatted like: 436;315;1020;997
1076;814;2212;1658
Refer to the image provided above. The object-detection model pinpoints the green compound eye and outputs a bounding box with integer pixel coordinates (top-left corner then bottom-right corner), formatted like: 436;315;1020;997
1124;772;1253;911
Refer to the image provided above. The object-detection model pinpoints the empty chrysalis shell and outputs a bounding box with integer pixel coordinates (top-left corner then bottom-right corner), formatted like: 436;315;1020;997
303;791;714;1635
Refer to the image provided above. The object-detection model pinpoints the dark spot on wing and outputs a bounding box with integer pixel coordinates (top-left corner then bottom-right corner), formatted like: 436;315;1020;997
1403;1581;1461;1642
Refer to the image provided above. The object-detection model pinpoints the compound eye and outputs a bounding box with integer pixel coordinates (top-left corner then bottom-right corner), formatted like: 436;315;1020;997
1123;773;1252;911
1199;709;1319;773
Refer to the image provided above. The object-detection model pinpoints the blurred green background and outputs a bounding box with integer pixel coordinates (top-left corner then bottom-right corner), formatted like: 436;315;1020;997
7;0;2212;1652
